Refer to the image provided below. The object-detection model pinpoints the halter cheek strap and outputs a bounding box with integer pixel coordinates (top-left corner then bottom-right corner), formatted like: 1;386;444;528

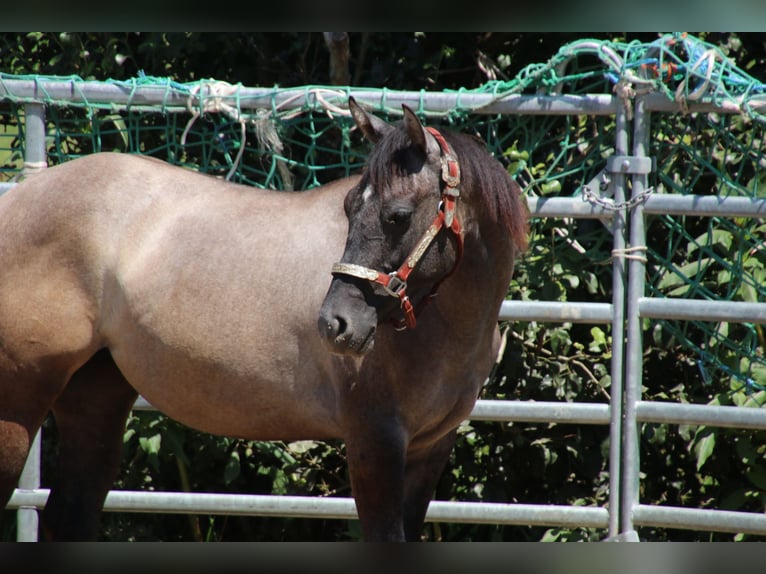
331;127;464;330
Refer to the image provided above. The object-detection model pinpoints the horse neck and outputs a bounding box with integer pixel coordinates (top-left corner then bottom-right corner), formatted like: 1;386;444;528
432;212;517;339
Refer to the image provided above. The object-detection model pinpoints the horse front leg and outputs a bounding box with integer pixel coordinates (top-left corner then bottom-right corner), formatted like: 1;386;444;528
344;422;408;542
402;429;459;541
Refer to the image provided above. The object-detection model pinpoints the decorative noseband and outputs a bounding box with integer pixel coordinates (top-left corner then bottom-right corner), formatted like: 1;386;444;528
331;127;464;331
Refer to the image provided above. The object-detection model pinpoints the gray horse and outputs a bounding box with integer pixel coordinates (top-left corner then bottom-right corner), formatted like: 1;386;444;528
0;98;528;541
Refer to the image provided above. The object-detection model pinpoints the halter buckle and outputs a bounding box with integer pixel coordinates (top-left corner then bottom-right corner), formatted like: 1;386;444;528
383;273;407;299
441;155;461;191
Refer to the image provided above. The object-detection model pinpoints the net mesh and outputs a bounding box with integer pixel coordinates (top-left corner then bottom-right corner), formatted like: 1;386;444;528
1;32;764;393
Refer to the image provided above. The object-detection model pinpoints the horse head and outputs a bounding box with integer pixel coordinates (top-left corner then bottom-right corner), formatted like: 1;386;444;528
318;97;465;356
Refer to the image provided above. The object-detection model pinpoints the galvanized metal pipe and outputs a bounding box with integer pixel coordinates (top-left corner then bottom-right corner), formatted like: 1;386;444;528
643;91;766;115
620;96;651;538
22;103;47;170
643;195;766;218
0;78;620;116
5;489;610;529
136;396;766;430
469;400;610;424
633;504;766;535
636;401;766;430
15;103;48;543
3;78;761;119
13;488;766;535
526;196;612;219
134;396;615;425
639;298;766;323
608;92;630;539
499;301;613;323
15;431;41;542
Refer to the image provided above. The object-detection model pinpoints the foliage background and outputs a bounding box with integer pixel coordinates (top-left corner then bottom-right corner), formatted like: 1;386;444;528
1;32;766;541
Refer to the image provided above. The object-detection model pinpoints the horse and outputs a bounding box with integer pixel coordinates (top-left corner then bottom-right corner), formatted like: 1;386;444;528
0;97;528;542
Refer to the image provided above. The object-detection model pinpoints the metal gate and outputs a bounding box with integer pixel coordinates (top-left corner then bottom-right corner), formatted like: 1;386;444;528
3;79;766;541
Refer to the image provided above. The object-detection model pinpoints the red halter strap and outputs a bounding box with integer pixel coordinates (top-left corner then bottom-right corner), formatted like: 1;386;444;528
331;127;464;330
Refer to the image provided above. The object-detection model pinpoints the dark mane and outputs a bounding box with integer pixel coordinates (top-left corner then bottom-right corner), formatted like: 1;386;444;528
445;130;529;252
364;124;529;252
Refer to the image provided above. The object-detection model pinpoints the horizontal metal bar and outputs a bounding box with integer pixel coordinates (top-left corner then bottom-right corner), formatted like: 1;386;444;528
470;400;610;425
4;78;763;118
642;92;766;115
633;504;766;535
6;489;609;529
526;196;612;219
636;401;766;430
530;194;766;220
6;489;357;519
643;194;766;218
346;91;619;116
0;79;620;115
135;397;611;425
136;395;766;431
639;297;766;323
499;300;614;323
13;488;765;535
426;500;608;528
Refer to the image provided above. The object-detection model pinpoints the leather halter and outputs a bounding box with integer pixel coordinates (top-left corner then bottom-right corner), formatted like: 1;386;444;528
331;126;464;330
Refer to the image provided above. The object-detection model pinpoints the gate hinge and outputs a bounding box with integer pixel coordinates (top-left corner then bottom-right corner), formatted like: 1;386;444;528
606;155;655;175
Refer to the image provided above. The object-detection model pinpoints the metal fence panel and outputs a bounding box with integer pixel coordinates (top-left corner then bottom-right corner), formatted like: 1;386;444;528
3;80;765;542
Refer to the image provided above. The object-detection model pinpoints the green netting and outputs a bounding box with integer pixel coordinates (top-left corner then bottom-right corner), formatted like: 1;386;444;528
0;32;765;394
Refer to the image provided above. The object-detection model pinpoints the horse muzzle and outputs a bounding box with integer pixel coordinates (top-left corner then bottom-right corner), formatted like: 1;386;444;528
318;280;379;356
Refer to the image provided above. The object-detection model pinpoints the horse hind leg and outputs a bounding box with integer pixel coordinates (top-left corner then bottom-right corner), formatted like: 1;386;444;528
0;361;67;534
41;349;138;541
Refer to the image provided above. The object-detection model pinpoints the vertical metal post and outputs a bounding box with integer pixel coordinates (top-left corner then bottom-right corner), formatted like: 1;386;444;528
16;102;48;542
620;96;650;537
16;431;42;541
606;102;629;538
22;103;48;172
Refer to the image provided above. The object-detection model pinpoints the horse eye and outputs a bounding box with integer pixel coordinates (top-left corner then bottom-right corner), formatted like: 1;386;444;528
383;209;412;227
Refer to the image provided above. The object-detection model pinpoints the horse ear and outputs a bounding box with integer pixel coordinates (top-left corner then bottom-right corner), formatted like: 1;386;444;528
402;104;438;158
348;96;392;144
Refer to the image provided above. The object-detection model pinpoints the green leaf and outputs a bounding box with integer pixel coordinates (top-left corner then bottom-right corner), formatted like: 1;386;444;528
539;180;562;195
688;230;733;255
589;326;607;352
272;469;290;495
161;423;190;467
224;450;241;485
693;429;716;471
139;433;161;456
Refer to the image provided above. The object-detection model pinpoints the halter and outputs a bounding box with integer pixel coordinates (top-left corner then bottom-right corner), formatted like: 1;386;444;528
331;127;464;330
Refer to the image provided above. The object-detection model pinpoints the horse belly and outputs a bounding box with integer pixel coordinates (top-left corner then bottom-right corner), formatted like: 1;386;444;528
103;242;344;441
109;329;342;441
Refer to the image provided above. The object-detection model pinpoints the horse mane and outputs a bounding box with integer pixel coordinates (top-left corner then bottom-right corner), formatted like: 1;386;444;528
445;131;529;252
364;124;529;253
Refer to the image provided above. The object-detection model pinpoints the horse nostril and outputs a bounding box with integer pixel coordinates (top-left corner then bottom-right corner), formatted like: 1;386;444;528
319;312;349;342
333;316;348;338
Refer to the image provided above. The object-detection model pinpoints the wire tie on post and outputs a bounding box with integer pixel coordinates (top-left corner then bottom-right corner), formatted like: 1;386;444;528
611;245;648;263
